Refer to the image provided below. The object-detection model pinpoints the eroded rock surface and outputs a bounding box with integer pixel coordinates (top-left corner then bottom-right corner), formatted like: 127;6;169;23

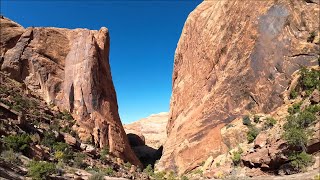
158;0;319;174
0;16;141;166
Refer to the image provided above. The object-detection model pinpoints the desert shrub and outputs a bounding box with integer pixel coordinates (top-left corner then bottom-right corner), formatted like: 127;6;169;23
314;174;320;180
167;171;177;180
89;172;105;180
288;102;302;114
180;175;189;180
56;161;65;175
1;149;21;165
49;121;60;131
247;126;259;143
99;146;109;161
263;117;277;129
299;68;320;95
153;171;165;180
232;153;241;166
102;167;114;176
305;104;320;114
143;164;154;176
53;142;73;162
284;103;318;151
242;115;251;126
231;148;243;166
62;110;73;121
285;110;316;130
41;132;56;148
61;125;71;133
289;151;313;172
27;160;56;180
193;169;203;175
290;90;298;99
31;133;41;144
253;115;261;123
283;127;308;148
124;162;132;168
3;134;31;153
73;152;86;168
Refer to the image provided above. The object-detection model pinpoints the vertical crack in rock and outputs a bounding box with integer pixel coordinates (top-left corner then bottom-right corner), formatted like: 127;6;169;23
69;83;75;113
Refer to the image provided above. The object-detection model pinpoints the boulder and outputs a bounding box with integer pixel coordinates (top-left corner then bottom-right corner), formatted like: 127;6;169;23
310;89;320;104
62;133;78;147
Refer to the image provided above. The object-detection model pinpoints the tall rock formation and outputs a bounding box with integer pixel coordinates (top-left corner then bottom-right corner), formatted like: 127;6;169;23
158;0;319;174
0;16;141;167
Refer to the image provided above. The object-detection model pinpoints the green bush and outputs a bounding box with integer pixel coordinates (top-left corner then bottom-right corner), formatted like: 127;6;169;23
193;169;203;175
284;104;317;149
53;142;73;162
27;160;56;180
41;132;56;148
153;171;165;180
283;127;308;148
62;110;73;121
99;146;109;161
3;134;31;153
73;153;86;168
305;104;320;114
102;167;114;176
232;149;243;166
253;115;261;123
89;172;105;180
124;162;132;168
299;68;320;95
167;171;177;180
289;151;313;172
1;149;21;165
290;90;298;99
143;164;154;176
180;176;189;180
285;110;316;130
288;102;302;114
247;126;259;143
263;117;277;129
242;115;251;126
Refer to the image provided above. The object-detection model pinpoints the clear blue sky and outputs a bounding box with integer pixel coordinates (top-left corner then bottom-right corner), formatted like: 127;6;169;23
1;0;201;124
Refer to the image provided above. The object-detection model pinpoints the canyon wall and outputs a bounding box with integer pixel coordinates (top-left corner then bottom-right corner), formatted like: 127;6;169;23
0;16;141;167
158;0;319;174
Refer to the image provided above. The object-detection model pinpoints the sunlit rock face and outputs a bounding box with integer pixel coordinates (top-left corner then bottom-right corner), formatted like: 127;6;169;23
124;112;168;149
158;0;319;174
0;16;142;167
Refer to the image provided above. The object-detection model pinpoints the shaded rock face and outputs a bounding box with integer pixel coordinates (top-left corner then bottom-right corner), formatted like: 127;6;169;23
158;0;319;174
0;16;141;167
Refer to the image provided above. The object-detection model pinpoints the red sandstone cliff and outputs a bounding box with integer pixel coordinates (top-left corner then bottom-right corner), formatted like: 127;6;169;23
0;16;141;167
157;0;319;174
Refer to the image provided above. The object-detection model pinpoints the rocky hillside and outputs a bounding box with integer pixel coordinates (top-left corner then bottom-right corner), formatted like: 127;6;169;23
158;0;319;175
124;112;168;149
0;72;151;180
0;16;140;167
